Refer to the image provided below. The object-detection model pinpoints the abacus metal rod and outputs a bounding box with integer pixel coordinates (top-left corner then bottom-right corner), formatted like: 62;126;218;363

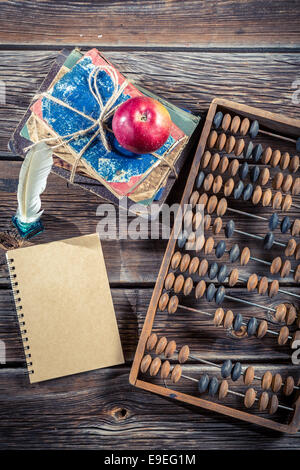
258;128;297;144
227;207;267;222
237;275;300;300
224;293;276;313
249;255;295;274
233;228;286;248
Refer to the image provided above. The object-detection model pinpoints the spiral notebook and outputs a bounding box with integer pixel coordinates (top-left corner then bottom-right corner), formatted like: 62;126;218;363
6;233;124;383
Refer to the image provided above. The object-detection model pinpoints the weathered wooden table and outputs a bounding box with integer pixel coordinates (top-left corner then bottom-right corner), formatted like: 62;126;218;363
0;1;300;450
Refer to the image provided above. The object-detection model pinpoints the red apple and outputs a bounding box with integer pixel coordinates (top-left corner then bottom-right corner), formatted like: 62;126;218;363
112;96;172;154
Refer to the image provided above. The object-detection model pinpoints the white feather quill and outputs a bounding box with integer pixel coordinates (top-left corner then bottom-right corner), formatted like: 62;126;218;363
16;142;53;224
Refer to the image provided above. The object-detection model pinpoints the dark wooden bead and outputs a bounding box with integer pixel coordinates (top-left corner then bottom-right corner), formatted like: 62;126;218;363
231;362;242;381
221;359;233;378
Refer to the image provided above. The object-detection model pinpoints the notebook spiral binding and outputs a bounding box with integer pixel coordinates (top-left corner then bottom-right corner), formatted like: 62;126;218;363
6;255;34;375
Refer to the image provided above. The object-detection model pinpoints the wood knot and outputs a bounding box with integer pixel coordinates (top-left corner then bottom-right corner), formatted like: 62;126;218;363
111;407;129;421
230;325;248;339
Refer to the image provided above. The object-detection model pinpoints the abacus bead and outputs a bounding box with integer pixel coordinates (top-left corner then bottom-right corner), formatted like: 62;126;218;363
290;155;300;173
239;162;249;180
208;376;219;396
228;159;239;177
221;359;233;378
171;251;182;269
224;310;234;329
234;180;244;199
258;276;268;295
193;212;202;231
285;238;296;257
257;320;268;339
217;198;227;216
229;244;240;262
229;268;239;287
219;380;229;399
250;166;260;183
183;277;193;296
252;144;263;162
272;373;283;394
204;237;215;254
213;111;223;128
280;260;291;278
178;232;187;248
269;279;279;297
174;275;184;293
244;388;256;408
243;183;253;201
171;364;182;383
207;195;218;214
247;274;258;291
219;156;229;173
247;317;258;336
215;240;226;258
231;362;242;381
244;366;255;385
262;371;272;390
206;283;216;302
273;172;283;190
282;194;292;211
259;392;269;412
286;305;297;325
180;253;191;272
240;117;250;135
225;135;236;154
294;265;300;282
215;286;225;305
296;243;300;260
146;333;158;351
224;178;235;196
159;293;169;311
195;235;205;252
156;336;168;354
216;133;227;151
195;280;206;299
165;340;177;358
283;376;294;396
204;214;211;231
240;247;250;265
269;395;279;415
190;190;200;207
213;217;222;234
178;345;190;364
230;115;241;133
252;185;262;205
203;173;214;191
292;177;300;195
201;150;212;168
282;174;293;192
209;262;219;280
140;355;152;373
198;374;210;393
210;153;220;171
270;257;282;274
189;257;200;275
234;138;245;156
196;170;205;189
199;259;209;276
217;265;228;283
150;357;161;376
222;113;232;131
207;130;218;148
214;308;225;326
271;149;281;167
259;167;269;186
261;146;272;164
161;360;171;379
280;152;290;170
244;140;253;159
275;303;286;322
262;188;272;206
233;313;243;331
263;232;274;250
249;120;259;138
168;295;179;314
278;326;289;345
269;213;279;231
273;191;283;210
213;175;223;193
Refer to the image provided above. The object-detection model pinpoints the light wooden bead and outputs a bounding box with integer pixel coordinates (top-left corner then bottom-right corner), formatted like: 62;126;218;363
160;360;171;379
239;117;250;135
269;394;279;415
285;238;296;257
207;195;218;214
217;198;227;216
180;254;190;273
213;308;225;326
275;303;287;322
199;192;208;207
219;380;229;399
229;268;239;287
184;209;194;228
294;264;300;282
204;214;211;231
156;336;168;355
159;293;169;311
258;276;268;295
269;280;279;297
189;257;200;275
178;345;190;364
286;305;297;325
225;135;236;154
283;376;294;396
289;155;299;173
228;159;239;177
270;149;281;167
195;280;206;299
195;234;205;252
204;237;214;254
171;251;182;270
216;132;226;151
140;354;152;373
282;194;292;211
278;326;289;346
174;275;184;294
213;175;223;194
262;371;272;390
193;212;202;231
168;295;179;314
252;185;262;205
244;366;255;386
295;243;300;260
199;259;209;276
150;357;161;376
247;273;258;291
218;156;229;173
244;388;256;408
222;113;232;131
212;217;223;234
270;256;282;274
272;191;282;210
282;174;293;192
165;272;175;290
259;167;270;186
234;138;245;156
183;277;193;296
203;173;214;191
262;189;272;206
146;333;158;351
224;310;234;329
272;373;282;393
280;152;290;170
280;259;291;278
207;130;218;148
259;392;269;411
292;177;300;196
171;364;182;383
186;233;195;251
189;190;199;207
273;172;284;190
230;115;241;133
240;247;250;265
261;146;272;164
165;340;177;358
224;177;234;197
201;150;212;168
210;153;220;171
257;320;268;339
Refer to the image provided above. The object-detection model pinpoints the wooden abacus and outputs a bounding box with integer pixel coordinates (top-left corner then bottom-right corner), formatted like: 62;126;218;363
130;99;300;433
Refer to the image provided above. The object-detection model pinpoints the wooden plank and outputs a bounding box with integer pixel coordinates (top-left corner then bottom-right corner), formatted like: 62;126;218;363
0;1;299;48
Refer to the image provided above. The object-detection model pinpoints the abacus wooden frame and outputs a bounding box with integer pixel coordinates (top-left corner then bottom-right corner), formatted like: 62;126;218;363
129;98;300;433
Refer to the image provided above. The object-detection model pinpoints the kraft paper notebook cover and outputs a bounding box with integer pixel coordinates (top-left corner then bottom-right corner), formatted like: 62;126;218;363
6;233;124;383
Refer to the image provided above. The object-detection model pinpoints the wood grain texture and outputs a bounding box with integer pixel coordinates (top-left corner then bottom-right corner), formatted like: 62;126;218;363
0;1;299;48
